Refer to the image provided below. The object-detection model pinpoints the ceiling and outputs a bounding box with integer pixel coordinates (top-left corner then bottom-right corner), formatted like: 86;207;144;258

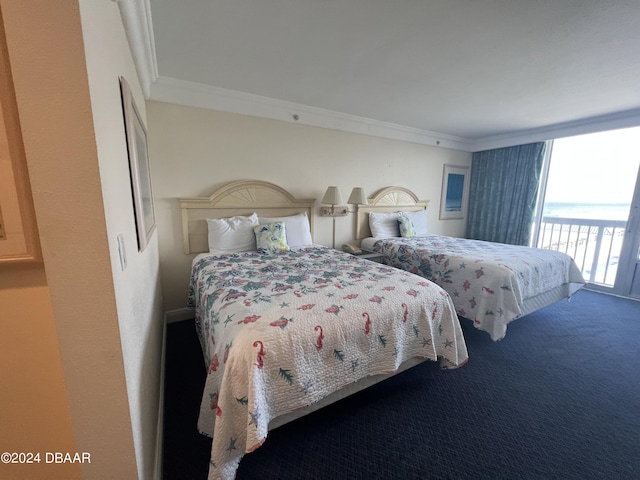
120;0;640;151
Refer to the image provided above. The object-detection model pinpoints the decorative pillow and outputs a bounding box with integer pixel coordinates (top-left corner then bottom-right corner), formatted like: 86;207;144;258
369;211;402;238
258;212;312;247
207;213;259;253
401;210;428;236
398;216;416;238
254;222;290;253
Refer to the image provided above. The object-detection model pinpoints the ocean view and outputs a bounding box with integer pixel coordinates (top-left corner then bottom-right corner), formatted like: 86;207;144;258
538;127;640;288
542;202;631;221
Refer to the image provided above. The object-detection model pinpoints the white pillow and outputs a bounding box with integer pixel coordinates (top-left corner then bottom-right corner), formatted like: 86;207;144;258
369;211;402;238
258;212;312;247
207;213;259;253
401;210;428;236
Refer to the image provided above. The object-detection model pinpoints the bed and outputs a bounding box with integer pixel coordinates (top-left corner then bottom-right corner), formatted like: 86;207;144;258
355;186;585;342
180;180;468;480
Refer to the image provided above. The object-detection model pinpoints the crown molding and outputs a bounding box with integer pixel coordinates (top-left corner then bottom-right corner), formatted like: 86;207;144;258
118;0;158;98
470;108;640;152
149;76;474;152
147;77;640;154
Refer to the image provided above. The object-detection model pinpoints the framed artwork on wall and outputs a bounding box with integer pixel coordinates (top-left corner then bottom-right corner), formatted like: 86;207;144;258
120;76;156;251
0;19;41;264
439;164;470;220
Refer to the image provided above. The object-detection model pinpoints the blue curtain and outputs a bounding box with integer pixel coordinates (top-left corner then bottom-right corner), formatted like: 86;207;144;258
466;142;546;245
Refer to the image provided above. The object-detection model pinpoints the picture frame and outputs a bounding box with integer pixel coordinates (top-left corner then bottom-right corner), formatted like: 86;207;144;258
439;164;470;220
0;21;41;264
120;76;156;251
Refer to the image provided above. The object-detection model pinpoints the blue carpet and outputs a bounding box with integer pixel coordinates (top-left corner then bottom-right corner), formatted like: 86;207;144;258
163;290;640;479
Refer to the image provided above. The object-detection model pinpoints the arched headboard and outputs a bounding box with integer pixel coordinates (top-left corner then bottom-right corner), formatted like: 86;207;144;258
355;186;429;239
179;180;316;254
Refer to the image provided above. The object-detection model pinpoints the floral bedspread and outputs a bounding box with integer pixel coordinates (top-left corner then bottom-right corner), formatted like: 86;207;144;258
188;246;468;479
371;235;585;341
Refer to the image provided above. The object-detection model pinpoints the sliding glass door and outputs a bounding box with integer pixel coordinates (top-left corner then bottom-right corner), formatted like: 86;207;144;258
533;127;640;298
616;166;640;298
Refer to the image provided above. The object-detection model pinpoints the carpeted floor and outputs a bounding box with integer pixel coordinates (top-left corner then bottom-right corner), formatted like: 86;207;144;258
162;290;640;479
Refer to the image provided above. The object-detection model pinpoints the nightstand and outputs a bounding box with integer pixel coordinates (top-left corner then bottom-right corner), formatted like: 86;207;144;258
350;249;385;263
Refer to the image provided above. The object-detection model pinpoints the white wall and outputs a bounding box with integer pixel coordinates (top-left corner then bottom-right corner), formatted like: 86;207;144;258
147;101;472;312
79;2;164;479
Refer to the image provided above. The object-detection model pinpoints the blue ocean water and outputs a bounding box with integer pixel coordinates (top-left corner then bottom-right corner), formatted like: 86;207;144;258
542;202;631;221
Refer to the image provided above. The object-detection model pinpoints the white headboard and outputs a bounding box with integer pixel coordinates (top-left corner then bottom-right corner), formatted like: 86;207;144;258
179;180;316;254
355;186;429;239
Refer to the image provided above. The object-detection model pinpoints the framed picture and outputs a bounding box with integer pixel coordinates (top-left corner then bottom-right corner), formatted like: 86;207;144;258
0;22;41;264
439;164;470;220
120;76;156;251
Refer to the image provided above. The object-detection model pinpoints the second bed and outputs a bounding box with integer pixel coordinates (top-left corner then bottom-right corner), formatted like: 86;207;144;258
356;186;585;341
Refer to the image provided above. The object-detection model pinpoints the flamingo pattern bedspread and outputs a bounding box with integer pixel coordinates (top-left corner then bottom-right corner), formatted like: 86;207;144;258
371;235;585;341
188;246;468;480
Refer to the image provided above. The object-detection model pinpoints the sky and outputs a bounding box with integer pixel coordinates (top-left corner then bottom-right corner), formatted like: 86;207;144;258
544;126;640;204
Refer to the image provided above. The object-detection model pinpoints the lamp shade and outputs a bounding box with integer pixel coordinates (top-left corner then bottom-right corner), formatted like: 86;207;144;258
321;186;343;205
347;187;368;205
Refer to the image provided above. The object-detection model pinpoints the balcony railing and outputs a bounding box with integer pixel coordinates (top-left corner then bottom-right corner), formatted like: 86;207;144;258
535;216;627;287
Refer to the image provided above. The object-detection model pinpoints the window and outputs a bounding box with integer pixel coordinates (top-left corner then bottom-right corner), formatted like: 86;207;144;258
534;126;640;292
